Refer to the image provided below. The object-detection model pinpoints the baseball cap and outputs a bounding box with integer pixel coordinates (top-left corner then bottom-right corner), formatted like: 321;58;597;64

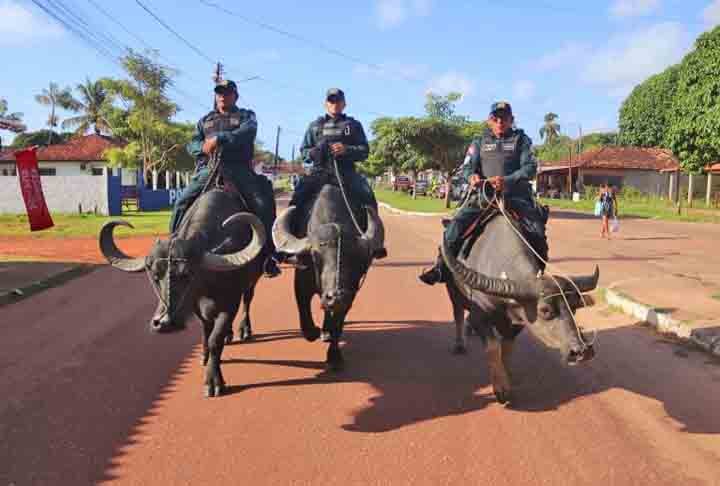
490;101;512;115
214;80;238;93
325;88;345;101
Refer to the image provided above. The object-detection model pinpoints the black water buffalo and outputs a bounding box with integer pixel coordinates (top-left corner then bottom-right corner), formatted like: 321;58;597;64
441;210;599;404
272;185;384;370
99;189;266;397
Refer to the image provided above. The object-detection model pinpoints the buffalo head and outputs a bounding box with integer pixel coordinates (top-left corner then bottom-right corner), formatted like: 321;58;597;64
99;213;266;332
441;240;599;365
273;205;383;314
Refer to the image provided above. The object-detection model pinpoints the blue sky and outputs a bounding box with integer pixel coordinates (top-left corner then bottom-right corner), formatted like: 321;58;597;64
2;0;719;159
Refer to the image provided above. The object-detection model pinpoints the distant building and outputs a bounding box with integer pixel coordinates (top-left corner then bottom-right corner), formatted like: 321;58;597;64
0;134;126;177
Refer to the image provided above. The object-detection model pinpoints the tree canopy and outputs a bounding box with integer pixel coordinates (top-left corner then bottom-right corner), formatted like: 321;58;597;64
618;65;679;148
666;26;720;173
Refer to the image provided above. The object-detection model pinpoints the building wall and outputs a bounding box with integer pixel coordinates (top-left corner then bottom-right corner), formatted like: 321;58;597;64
0;170;111;215
0;160;107;176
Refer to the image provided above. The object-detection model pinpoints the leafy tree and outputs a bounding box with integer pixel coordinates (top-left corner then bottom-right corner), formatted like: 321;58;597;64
0;98;23;123
618;65;679;148
539;113;561;145
100;50;188;174
62;78;113;135
666;26;720;173
10;129;73;148
35;82;75;142
424;92;466;123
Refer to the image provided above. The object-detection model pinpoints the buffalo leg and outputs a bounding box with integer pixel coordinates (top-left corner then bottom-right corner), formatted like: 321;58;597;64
446;281;468;354
202;301;239;398
295;268;321;342
485;326;512;404
198;305;211;367
238;285;256;342
325;311;347;371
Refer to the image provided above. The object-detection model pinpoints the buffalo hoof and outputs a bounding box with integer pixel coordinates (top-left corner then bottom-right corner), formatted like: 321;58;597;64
321;331;332;343
239;326;253;342
224;331;234;345
452;343;467;355
204;383;225;398
494;389;512;405
302;326;321;342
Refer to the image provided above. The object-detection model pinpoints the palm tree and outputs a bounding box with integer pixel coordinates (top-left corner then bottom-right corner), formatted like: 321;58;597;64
35;82;75;144
539;112;561;145
62;78;113;136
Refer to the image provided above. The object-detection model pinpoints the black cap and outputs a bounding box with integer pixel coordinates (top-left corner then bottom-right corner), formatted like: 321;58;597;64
490;101;512;115
325;88;345;101
214;79;237;93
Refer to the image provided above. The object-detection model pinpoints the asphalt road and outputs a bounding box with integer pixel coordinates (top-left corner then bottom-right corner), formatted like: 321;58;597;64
2;209;720;485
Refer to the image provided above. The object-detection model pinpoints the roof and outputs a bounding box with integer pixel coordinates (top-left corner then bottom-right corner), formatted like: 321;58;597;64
539;146;680;172
0;134;125;162
706;163;720;173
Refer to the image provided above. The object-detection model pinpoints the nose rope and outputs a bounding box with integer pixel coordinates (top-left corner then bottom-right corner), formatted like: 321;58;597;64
146;237;196;324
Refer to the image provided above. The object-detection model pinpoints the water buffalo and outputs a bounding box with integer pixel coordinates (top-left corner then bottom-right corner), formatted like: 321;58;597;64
441;210;599;404
99;189;266;397
272;185;384;370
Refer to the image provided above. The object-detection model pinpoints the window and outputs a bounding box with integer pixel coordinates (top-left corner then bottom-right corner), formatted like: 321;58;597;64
38;168;56;176
2;168;16;176
91;167;104;176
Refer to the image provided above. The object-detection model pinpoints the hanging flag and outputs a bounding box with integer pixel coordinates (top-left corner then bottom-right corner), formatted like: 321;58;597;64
14;147;54;231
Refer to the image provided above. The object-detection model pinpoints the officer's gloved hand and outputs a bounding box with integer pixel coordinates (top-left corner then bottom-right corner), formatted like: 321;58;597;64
309;140;329;165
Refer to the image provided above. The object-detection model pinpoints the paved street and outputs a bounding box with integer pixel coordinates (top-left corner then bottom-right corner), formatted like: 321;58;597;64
1;208;720;485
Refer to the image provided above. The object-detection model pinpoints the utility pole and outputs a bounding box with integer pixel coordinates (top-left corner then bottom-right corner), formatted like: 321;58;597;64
211;62;224;109
578;124;583;155
291;144;295;163
273;125;281;173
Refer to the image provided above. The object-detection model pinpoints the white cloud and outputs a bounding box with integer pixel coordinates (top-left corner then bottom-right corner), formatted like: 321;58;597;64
513;80;536;101
0;0;63;45
582;22;689;95
426;72;475;98
609;0;661;18
532;42;590;72
702;0;720;27
375;0;432;29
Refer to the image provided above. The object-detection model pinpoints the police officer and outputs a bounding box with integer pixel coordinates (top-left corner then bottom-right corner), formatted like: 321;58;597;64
169;79;281;277
419;101;547;285
290;88;387;258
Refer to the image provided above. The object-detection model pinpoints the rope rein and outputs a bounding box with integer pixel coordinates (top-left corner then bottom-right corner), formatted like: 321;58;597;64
478;180;597;348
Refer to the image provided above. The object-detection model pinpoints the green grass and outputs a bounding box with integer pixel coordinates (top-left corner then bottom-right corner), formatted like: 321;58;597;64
539;197;720;223
375;188;456;213
712;293;720;301
0;210;171;239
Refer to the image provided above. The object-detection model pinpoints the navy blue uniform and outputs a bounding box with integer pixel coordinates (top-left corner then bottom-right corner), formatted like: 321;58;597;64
289;114;377;210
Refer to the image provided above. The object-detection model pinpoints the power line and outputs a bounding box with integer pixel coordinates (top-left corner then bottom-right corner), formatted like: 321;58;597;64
85;0;155;51
134;0;216;64
197;0;423;85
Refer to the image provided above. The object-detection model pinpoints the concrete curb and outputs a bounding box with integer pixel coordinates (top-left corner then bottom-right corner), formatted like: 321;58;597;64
0;264;95;306
603;287;720;358
378;202;450;218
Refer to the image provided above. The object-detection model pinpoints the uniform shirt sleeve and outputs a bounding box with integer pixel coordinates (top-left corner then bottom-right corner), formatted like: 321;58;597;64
215;109;257;148
341;120;369;163
462;140;482;180
300;121;317;161
504;134;537;189
186;117;206;158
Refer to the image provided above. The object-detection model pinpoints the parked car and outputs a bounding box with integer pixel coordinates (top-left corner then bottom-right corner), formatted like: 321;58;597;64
393;175;411;192
412;179;429;196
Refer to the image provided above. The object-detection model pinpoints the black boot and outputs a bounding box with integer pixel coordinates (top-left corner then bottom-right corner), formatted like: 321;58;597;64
372;247;388;260
263;254;282;278
419;253;446;286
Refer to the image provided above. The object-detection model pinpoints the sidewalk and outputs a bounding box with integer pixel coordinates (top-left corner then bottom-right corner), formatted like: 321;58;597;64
0;261;94;305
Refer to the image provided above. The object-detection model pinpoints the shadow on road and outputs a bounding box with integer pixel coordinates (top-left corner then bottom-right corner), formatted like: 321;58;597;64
222;319;720;436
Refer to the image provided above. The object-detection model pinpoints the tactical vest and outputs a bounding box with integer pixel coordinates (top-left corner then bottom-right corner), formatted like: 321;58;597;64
199;110;253;167
314;115;355;146
478;132;521;178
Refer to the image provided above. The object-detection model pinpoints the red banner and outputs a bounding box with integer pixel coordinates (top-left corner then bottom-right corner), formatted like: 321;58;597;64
14;148;54;231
